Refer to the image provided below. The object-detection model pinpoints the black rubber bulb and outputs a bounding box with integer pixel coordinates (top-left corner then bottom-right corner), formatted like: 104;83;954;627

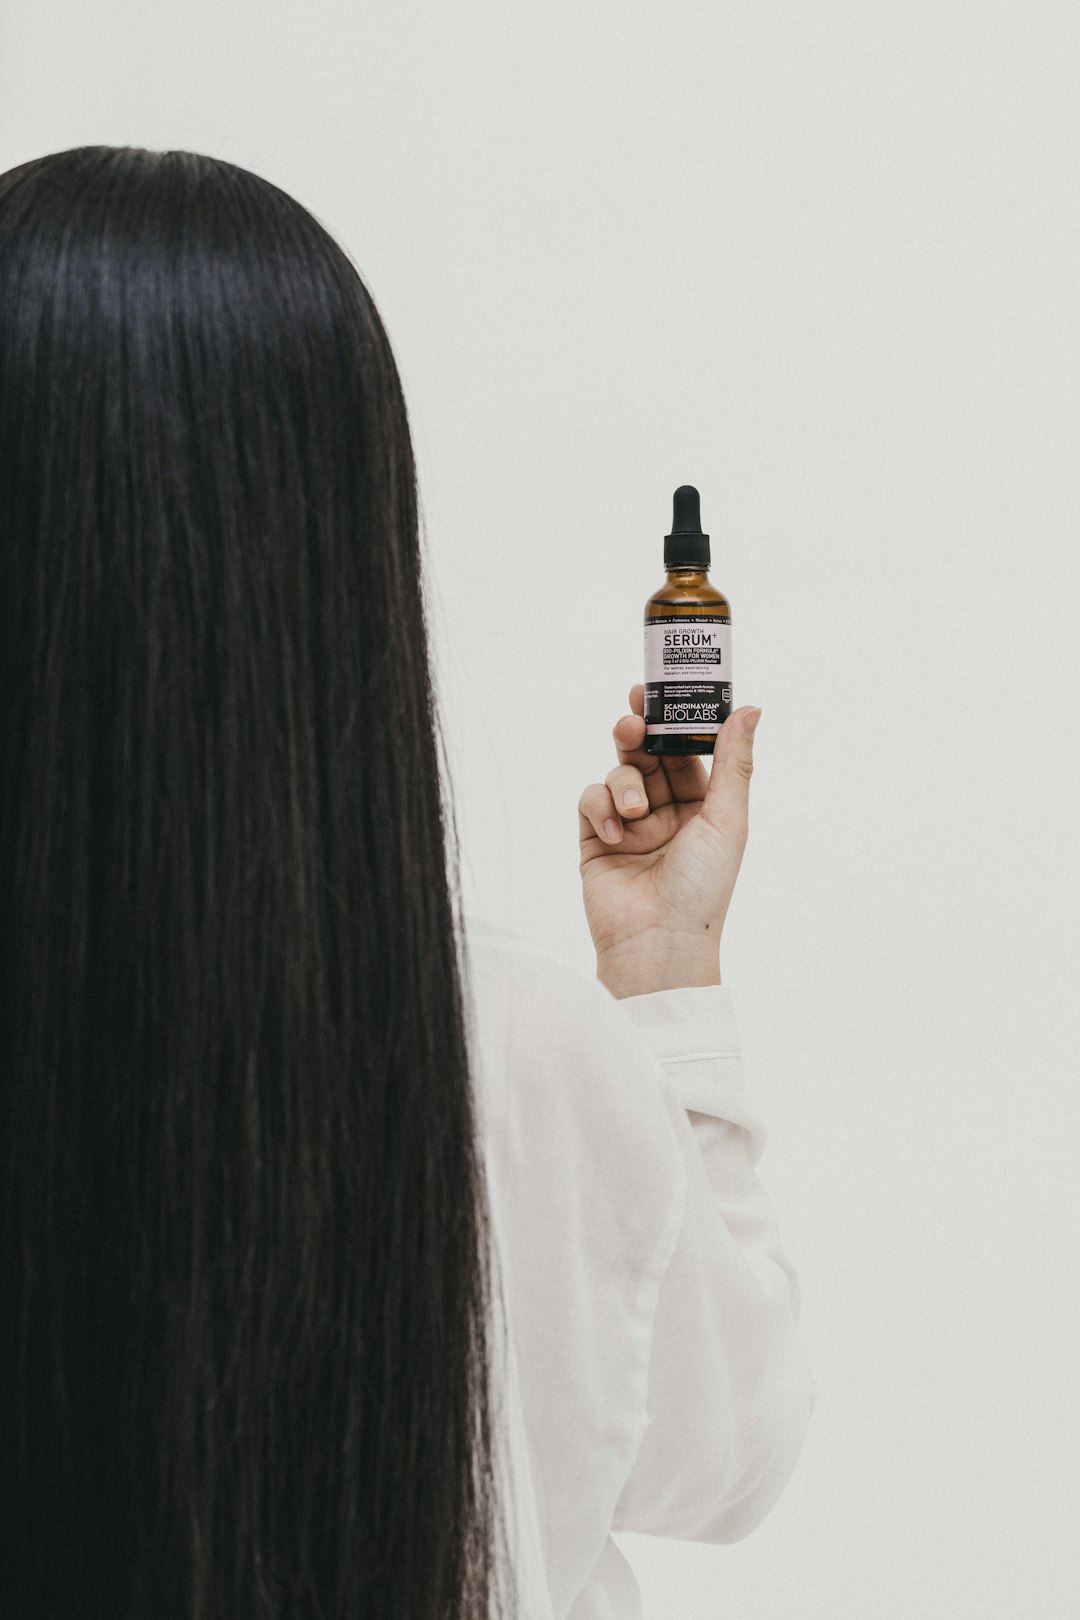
670;485;702;535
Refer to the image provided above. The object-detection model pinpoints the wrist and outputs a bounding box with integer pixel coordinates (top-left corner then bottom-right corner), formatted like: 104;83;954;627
595;931;722;1000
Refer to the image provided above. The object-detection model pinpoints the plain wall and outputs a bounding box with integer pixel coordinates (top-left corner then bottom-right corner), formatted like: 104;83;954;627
2;2;1078;1614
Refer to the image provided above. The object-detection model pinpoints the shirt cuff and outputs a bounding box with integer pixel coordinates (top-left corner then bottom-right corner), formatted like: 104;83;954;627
615;983;769;1166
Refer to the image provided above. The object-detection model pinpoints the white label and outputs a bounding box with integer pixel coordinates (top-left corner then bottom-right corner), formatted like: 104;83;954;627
644;619;731;681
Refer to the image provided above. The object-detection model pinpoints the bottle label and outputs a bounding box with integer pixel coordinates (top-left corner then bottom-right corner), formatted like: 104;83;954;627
643;615;732;734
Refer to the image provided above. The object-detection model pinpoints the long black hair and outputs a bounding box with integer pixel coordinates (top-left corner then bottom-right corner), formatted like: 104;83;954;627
0;145;515;1619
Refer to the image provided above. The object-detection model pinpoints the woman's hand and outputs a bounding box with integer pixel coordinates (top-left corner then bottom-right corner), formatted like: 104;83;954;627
577;685;761;998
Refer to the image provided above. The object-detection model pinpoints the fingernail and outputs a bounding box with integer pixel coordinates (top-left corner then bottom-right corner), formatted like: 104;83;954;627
622;790;644;808
744;708;762;736
603;818;622;842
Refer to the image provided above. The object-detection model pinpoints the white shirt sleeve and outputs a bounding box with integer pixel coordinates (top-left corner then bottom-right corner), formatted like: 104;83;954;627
609;981;817;1543
462;917;816;1615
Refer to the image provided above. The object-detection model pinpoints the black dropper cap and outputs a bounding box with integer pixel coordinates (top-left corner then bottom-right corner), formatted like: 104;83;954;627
664;485;711;569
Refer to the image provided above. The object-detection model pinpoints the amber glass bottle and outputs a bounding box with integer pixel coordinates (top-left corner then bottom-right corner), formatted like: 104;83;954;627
643;486;732;756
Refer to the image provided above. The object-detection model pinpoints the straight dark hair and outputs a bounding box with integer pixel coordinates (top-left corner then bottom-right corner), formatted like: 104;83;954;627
0;145;516;1619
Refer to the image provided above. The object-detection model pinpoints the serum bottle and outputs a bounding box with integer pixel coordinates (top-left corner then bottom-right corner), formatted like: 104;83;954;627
644;485;732;755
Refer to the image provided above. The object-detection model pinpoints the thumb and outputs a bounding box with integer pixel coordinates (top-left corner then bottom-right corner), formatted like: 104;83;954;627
702;706;761;832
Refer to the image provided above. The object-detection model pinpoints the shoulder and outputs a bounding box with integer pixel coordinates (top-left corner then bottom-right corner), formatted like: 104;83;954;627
459;908;680;1161
460;909;638;1066
461;909;594;1002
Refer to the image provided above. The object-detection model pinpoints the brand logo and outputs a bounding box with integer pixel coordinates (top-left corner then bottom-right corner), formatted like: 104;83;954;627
665;703;719;722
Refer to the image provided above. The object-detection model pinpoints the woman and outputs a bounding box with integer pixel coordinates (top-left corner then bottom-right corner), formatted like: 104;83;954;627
0;145;815;1619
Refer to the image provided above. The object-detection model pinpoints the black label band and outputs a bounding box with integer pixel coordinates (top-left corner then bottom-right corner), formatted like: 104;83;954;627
644;680;733;731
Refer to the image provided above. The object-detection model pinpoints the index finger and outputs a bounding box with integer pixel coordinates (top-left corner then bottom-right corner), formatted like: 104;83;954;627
613;683;709;806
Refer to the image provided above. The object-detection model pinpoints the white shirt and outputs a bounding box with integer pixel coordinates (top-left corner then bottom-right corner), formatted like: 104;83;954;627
461;912;817;1620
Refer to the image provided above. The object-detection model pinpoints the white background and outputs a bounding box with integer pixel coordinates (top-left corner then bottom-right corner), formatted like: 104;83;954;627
3;3;1079;1614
